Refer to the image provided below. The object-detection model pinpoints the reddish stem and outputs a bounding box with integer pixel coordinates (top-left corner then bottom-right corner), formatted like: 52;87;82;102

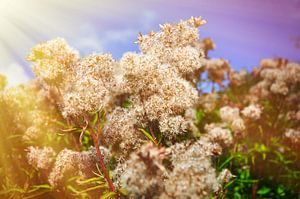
149;127;158;145
91;132;115;192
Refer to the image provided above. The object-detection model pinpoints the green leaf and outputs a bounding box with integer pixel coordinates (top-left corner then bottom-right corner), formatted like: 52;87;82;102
0;187;26;195
122;99;132;108
27;184;52;193
196;110;205;124
76;177;105;185
77;185;107;194
92;112;99;125
253;143;269;155
218;154;242;170
157;131;163;144
61;127;80;133
101;191;117;199
24;188;51;199
32;49;48;60
67;185;81;194
139;128;156;145
263;100;273;111
262;153;266;160
283;160;294;165
237;179;258;183
118;187;128;196
7;134;23;140
31;184;51;189
234;192;242;199
276;186;285;196
24;192;49;199
274;151;284;162
55;120;68;128
224;179;236;189
226;89;238;102
251;156;255;165
257;186;271;195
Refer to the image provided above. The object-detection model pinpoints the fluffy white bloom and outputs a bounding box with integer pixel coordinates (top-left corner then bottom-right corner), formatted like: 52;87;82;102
205;126;233;147
270;81;289;95
159;114;188;139
205;58;230;84
27;38;79;84
27;146;56;169
231;118;246;134
285;129;300;144
251;58;300;97
220;106;240;123
161;125;232;198
48;147;110;187
169;46;203;75
216;169;234;192
119;143;167;197
199;92;219;112
229;69;247;86
241;104;262;120
102;107;144;153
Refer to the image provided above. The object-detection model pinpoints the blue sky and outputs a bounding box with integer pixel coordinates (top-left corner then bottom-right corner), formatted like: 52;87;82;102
0;0;299;86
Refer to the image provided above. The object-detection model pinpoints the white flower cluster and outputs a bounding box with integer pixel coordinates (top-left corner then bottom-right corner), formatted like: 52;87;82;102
204;126;233;147
48;146;110;187
1;81;60;142
27;38;79;84
287;110;300;121
118;143;167;198
28;17;209;153
26;145;111;187
220;106;246;134
250;58;300;97
217;169;234;188
205;58;231;85
285;129;300;144
115;119;234;198
199;92;219;112
220;106;240;123
160;123;233;198
159;114;188;140
229;69;247;86
27;146;56;169
28;39;117;118
241;104;262;120
102;107;144;152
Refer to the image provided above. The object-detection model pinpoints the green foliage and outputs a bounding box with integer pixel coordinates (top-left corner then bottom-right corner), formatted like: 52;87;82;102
195;109;205;125
0;74;7;90
139;128;158;145
210;79;300;198
122;99;132;109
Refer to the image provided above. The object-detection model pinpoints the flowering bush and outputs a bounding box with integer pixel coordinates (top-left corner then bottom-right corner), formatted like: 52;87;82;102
0;17;299;198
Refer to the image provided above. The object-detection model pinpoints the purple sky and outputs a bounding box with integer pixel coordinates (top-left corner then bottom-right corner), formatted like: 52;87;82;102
92;0;300;70
1;0;299;86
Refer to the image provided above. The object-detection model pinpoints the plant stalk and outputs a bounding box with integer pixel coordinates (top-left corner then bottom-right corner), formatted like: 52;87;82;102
91;132;115;192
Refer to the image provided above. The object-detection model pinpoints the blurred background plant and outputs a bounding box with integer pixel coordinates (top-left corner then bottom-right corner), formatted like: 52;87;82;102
195;57;300;198
0;7;300;198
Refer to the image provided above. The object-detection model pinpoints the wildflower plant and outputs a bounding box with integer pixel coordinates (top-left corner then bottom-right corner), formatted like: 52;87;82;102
0;16;299;199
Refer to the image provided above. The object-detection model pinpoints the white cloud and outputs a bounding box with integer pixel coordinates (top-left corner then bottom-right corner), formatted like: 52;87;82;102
102;29;137;44
69;23;105;55
0;62;30;87
0;1;159;84
67;10;158;56
139;10;158;30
